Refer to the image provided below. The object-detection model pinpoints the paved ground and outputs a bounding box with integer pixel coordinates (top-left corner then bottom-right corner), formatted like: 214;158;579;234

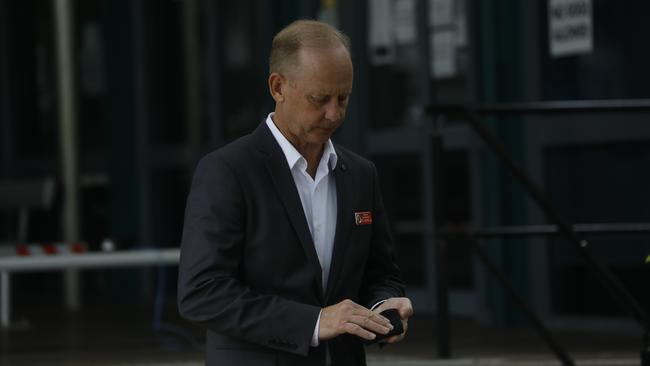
0;304;642;366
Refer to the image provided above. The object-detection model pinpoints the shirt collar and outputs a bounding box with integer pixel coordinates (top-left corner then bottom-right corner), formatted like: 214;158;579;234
265;113;338;172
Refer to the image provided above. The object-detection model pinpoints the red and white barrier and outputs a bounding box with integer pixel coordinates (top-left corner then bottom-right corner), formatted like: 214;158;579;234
0;243;87;257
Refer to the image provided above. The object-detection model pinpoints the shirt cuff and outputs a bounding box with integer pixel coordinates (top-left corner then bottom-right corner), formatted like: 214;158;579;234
311;310;322;347
371;300;387;311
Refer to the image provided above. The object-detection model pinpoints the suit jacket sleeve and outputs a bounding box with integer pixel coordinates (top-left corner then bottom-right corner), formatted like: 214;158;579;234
360;162;406;308
177;153;320;356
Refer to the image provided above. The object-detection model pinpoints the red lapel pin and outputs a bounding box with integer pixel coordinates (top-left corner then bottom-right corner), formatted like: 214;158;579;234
354;211;373;226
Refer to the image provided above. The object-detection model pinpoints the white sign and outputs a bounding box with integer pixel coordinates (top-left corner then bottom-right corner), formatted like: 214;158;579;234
431;30;456;79
394;0;416;44
369;0;396;65
430;0;453;27
548;0;593;57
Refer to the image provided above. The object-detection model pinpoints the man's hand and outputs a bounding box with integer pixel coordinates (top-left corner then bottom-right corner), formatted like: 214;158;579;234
319;299;394;342
372;297;413;344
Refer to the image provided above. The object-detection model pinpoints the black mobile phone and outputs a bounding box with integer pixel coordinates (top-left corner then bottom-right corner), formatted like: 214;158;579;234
361;308;404;346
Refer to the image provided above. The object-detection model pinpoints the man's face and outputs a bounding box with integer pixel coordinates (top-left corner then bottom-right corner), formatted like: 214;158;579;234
274;45;353;149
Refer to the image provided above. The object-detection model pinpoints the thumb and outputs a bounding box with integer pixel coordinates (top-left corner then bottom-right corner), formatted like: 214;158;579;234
396;301;413;318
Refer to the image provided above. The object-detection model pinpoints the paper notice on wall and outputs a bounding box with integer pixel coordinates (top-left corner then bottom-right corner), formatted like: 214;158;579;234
369;0;395;65
548;0;593;57
394;0;416;44
431;30;456;79
455;0;467;47
430;0;453;27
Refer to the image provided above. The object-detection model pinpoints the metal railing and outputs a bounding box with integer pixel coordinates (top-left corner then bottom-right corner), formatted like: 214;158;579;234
428;99;650;366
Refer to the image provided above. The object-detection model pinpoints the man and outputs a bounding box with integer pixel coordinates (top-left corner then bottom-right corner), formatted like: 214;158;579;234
178;20;413;366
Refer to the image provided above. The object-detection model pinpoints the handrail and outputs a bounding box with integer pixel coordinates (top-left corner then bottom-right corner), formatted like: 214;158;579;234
430;99;650;116
428;100;650;366
440;222;650;237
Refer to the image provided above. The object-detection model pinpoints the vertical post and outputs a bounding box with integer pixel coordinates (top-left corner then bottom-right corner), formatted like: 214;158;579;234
418;0;450;356
336;0;370;154
183;0;201;156
431;120;451;358
0;271;9;328
204;0;223;149
132;0;152;247
54;0;81;311
0;0;11;179
131;0;154;303
642;331;650;366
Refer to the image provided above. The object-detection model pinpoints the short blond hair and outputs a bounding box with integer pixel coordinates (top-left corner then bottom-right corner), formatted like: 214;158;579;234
269;20;351;75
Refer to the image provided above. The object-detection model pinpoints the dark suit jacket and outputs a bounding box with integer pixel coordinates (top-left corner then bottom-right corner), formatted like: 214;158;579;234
178;122;405;366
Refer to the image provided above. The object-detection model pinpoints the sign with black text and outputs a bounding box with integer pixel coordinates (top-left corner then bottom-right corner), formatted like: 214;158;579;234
548;0;593;57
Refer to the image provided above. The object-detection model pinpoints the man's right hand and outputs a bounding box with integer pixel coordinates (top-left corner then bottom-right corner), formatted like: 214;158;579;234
318;299;393;341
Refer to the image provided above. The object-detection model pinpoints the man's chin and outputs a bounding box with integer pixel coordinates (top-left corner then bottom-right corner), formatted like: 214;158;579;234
308;131;334;144
314;136;333;146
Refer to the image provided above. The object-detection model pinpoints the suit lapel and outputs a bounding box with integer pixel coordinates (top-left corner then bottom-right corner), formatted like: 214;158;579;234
325;155;353;303
254;123;325;297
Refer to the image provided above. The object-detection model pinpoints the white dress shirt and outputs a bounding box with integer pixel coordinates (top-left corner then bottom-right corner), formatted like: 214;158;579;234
265;114;337;346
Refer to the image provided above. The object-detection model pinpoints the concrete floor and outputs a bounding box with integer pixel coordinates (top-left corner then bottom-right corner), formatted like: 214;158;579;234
0;304;643;366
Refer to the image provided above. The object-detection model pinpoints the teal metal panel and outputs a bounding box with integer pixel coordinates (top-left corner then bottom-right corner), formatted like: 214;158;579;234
104;0;139;242
477;0;529;327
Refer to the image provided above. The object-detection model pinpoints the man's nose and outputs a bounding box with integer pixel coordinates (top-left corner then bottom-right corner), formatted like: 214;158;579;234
324;100;344;122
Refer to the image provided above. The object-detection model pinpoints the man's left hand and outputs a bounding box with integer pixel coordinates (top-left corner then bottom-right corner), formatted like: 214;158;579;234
372;297;413;344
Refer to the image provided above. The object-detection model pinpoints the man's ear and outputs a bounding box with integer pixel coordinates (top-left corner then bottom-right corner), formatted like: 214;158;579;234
268;72;285;103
